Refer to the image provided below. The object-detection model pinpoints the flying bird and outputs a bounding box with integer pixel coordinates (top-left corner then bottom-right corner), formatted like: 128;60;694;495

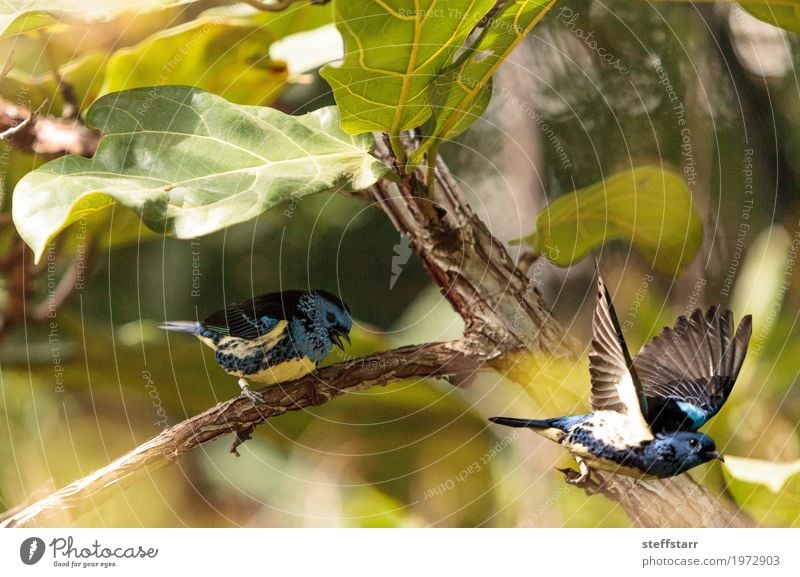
160;290;352;402
634;307;751;433
490;274;751;483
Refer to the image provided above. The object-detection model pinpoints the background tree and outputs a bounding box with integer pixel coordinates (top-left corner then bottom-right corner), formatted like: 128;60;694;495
1;0;799;528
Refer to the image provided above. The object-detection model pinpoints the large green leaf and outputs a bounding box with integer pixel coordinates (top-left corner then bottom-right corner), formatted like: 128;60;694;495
723;455;800;526
1;4;331;114
517;166;703;274
0;0;194;38
741;2;800;34
12;86;389;263
320;0;495;135
418;0;556;156
101;5;332;106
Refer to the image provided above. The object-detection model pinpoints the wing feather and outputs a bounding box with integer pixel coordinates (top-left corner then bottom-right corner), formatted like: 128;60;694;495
588;274;653;441
634;306;752;426
203;291;307;339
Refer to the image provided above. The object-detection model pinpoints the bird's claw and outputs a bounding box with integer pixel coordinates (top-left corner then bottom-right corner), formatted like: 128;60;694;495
557;467;591;486
238;378;266;405
242;386;266;405
556;467;604;495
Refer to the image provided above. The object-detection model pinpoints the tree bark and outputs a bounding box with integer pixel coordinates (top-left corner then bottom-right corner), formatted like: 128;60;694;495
1;341;485;527
0;122;749;528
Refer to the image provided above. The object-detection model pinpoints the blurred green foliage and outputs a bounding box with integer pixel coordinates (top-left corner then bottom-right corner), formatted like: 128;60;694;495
1;0;800;528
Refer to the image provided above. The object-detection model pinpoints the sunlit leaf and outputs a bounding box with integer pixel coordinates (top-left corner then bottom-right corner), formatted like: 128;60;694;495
0;51;108;114
723;455;800;526
725;455;800;493
0;0;195;38
730;225;792;347
101;5;332;105
516;166;703;274
12;86;389;263
419;0;556;152
320;0;495;134
741;2;800;34
270;23;342;76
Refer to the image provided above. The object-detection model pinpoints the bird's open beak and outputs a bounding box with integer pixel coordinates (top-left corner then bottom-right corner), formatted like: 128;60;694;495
705;451;725;462
330;329;351;350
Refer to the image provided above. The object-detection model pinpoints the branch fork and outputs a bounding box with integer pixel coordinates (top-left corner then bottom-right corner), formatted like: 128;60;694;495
0;124;747;528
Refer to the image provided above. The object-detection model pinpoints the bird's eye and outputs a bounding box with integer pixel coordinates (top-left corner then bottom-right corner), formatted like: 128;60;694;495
688;438;698;447
326;312;336;323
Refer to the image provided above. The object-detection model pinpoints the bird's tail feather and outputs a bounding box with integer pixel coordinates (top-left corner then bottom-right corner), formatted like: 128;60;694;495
158;321;200;333
489;416;553;429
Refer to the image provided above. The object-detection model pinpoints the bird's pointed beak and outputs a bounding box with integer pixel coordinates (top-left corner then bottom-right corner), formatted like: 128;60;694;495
705;451;724;462
330;329;351;350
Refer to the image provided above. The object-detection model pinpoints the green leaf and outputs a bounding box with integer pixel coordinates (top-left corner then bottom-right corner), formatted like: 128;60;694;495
101;6;332;106
741;2;800;34
724;455;800;494
320;0;495;135
12;86;389;263
517;166;703;274
0;50;108;114
0;1;195;38
723;455;800;525
420;0;556;152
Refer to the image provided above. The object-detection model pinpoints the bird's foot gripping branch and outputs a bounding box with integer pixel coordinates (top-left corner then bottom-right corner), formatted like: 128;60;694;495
2;0;769;529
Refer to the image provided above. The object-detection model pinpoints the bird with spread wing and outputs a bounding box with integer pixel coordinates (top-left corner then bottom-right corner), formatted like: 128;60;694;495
490;274;752;484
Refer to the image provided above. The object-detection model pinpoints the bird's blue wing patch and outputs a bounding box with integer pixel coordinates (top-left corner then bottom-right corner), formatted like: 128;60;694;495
634;308;752;430
202;292;305;340
204;309;281;340
675;401;709;430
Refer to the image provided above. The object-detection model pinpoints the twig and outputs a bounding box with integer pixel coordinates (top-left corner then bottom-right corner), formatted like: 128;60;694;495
0;341;488;527
0;97;99;156
0;130;746;529
0;101;44;141
30;241;94;322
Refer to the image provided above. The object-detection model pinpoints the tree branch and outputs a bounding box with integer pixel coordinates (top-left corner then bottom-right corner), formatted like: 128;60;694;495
0;341;486;527
368;137;749;528
0;97;99;156
0;125;748;528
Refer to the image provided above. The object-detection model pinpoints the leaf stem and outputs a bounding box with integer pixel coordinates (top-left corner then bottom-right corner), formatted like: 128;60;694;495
425;140;440;197
389;134;408;173
409;139;431;168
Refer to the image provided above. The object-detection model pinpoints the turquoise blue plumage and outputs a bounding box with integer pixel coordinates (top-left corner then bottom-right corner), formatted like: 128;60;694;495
490;274;751;483
160;290;352;402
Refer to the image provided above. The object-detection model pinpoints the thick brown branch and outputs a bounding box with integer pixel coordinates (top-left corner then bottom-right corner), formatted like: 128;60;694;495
369;138;747;528
0;129;746;528
371;137;574;357
0;97;99;156
593;474;752;527
560;468;751;527
0;340;487;527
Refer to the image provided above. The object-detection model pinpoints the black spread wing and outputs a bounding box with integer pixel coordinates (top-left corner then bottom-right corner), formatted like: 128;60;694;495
588;275;652;439
633;307;752;430
202;291;306;339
